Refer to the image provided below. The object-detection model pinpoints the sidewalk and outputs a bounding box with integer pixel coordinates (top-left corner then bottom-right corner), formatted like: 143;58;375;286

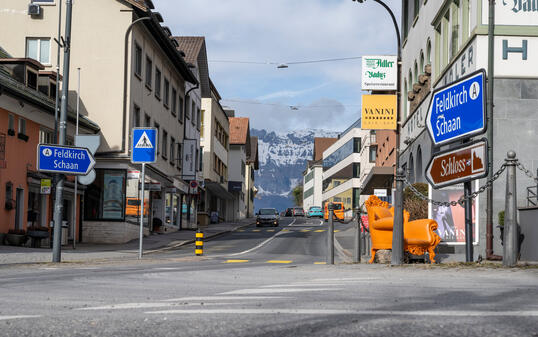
0;218;254;266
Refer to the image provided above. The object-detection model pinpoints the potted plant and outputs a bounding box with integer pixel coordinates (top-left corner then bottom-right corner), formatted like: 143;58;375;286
6;229;28;246
27;226;49;248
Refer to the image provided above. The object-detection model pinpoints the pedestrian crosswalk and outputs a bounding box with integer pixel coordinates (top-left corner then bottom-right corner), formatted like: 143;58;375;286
233;228;340;233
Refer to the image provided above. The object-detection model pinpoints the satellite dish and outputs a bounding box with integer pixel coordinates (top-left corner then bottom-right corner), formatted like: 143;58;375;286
78;169;96;185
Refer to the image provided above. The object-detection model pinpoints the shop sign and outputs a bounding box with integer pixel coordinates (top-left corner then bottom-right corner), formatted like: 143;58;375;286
40;179;51;194
374;189;387;197
182;139;197;179
482;1;538;26
127;170;140;179
361;95;397;130
361;55;397;90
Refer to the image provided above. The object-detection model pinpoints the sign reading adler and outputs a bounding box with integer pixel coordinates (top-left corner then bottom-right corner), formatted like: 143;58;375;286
361;55;397;90
361;94;397;130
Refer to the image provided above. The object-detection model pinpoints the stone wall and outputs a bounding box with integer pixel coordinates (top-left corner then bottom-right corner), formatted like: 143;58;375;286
82;221;149;244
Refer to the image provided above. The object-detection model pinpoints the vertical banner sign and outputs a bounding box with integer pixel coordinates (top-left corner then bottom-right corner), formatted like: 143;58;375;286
361;55;397;90
182;139;197;179
361;95;397;130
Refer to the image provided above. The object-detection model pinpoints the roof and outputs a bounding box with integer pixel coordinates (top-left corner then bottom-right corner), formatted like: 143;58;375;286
247;136;259;170
173;36;210;97
229;117;250;145
313;137;338;161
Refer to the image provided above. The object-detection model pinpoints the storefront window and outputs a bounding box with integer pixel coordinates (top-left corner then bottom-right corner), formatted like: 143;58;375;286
84;169;126;221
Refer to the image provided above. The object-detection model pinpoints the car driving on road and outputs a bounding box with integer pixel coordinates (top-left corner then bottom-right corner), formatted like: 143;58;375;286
307;206;323;218
292;207;305;217
256;208;280;227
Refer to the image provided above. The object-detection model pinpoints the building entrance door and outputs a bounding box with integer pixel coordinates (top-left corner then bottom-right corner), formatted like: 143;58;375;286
14;188;24;230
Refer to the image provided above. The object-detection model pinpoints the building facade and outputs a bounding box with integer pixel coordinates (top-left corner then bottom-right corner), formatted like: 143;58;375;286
400;0;538;257
228;116;251;220
303;137;337;211
0;0;199;243
245;136;259;218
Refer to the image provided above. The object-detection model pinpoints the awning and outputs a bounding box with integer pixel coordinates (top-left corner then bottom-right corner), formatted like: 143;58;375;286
361;166;394;195
205;181;235;200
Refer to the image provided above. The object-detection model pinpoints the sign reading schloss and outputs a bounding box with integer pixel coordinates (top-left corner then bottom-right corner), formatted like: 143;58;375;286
426;70;486;146
425;140;488;189
361;55;397;90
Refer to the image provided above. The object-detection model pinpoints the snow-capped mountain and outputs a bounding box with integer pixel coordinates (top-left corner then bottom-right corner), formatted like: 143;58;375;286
252;128;339;212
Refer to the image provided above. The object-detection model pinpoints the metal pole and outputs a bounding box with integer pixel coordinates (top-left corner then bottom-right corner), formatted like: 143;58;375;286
464;182;474;262
503;151;518;267
139;163;145;259
486;0;497;260
327;207;334;265
72;67;80;249
391;168;405;265
353;208;361;263
53;0;62;144
52;0;73;263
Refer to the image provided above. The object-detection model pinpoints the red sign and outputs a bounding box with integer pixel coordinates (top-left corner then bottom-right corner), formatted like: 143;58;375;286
190;181;198;189
426;139;488;188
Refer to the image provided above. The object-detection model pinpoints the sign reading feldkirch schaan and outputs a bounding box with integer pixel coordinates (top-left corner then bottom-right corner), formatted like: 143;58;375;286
361;55;397;91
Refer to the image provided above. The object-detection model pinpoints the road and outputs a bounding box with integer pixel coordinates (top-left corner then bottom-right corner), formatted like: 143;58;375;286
0;216;536;337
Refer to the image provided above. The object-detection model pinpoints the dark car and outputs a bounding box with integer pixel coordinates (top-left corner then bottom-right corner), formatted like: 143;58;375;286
285;208;293;217
292;207;305;217
256;208;280;227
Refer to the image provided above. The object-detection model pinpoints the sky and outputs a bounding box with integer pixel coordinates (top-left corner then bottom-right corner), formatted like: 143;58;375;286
158;0;401;132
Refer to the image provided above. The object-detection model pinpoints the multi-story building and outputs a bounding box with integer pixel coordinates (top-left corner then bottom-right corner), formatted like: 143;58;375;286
0;48;100;243
245;136;259;218
0;0;199;243
200;80;234;222
228;116;251;220
303;137;337;211
399;1;538;256
322;120;375;216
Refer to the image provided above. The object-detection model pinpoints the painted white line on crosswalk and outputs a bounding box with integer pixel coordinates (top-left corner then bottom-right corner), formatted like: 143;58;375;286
161;296;290;302
312;277;380;282
220;288;341;295
0;315;41;320
75;301;250;311
261;281;373;288
153;267;184;271
144;309;538;317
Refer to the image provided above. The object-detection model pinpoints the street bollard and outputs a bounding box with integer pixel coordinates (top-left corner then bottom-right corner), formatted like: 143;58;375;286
353;208;361;263
503;151;518;267
195;229;204;256
327;206;334;265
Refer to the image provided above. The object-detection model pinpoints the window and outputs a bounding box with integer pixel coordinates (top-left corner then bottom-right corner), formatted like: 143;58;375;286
403;0;409;39
178;97;184;122
414;0;419;18
18;118;26;135
50;82;57;100
154;122;160;154
200;110;205;138
462;0;470;42
451;4;459;59
26;38;50;64
171;87;177;116
177;143;182;169
185;97;190;120
420;51;425;75
144;114;151;127
155;68;161;98
145;56;152;89
403;81;408;120
170;137;175;165
134;43;142;77
191;102;196;126
369;145;377;163
323;138;359;171
84;169;126;221
133;104;140;128
426;39;432;65
414;61;418;83
241;160;245;177
196;108;201;130
39;128;54;144
199;146;203;171
27;69;38;89
8;114;15;134
163;78;169;107
162;130;168;159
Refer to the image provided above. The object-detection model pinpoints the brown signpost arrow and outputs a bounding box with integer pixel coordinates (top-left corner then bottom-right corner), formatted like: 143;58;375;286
425;139;488;189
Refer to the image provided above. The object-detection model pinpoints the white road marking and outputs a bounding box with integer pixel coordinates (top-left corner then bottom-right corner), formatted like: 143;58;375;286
288;219;323;227
220;288;341;295
218;222;294;257
0;315;41;320
312;277;380;282
153;267;184;271
261;281;373;288
75;302;249;311
144;309;538;317
161;296;290;302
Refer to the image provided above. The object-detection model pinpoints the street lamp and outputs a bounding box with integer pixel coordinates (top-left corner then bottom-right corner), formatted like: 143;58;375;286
352;0;404;265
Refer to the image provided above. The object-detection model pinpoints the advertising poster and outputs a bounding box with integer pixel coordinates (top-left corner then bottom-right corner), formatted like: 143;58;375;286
103;173;124;219
361;94;397;130
429;183;478;245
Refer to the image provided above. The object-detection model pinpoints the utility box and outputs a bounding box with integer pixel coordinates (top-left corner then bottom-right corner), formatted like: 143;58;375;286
519;207;538;261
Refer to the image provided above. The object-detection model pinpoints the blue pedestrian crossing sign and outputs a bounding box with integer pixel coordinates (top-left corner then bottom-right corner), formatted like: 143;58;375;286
132;128;157;163
426;69;486;146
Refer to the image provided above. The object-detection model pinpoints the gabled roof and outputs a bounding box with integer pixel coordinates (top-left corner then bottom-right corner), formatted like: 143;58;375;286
229;117;250;145
248;136;259;170
173;36;210;97
314;137;338;161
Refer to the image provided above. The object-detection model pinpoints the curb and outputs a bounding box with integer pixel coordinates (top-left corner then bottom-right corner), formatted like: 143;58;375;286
334;234;353;263
145;222;254;254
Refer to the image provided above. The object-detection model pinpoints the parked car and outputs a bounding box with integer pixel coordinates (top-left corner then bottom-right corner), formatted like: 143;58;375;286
285;208;293;217
292;207;305;217
307;206;323;218
256;208;279;227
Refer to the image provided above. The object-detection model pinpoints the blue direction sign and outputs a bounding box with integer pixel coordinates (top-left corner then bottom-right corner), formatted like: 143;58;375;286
37;144;95;175
426;69;486;146
131;128;157;163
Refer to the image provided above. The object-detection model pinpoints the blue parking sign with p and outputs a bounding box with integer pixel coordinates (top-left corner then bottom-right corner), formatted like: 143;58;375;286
132;128;157;163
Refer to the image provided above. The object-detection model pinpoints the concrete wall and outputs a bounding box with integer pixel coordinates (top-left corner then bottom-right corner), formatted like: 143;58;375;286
82;220;149;244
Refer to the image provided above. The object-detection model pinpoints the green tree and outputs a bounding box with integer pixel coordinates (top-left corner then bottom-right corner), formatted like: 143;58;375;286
291;185;303;207
403;182;428;221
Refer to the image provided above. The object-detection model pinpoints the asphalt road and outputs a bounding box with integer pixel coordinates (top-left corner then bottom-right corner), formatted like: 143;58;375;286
0;216;536;337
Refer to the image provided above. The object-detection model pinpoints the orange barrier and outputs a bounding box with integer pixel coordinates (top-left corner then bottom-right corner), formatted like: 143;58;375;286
365;195;441;263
